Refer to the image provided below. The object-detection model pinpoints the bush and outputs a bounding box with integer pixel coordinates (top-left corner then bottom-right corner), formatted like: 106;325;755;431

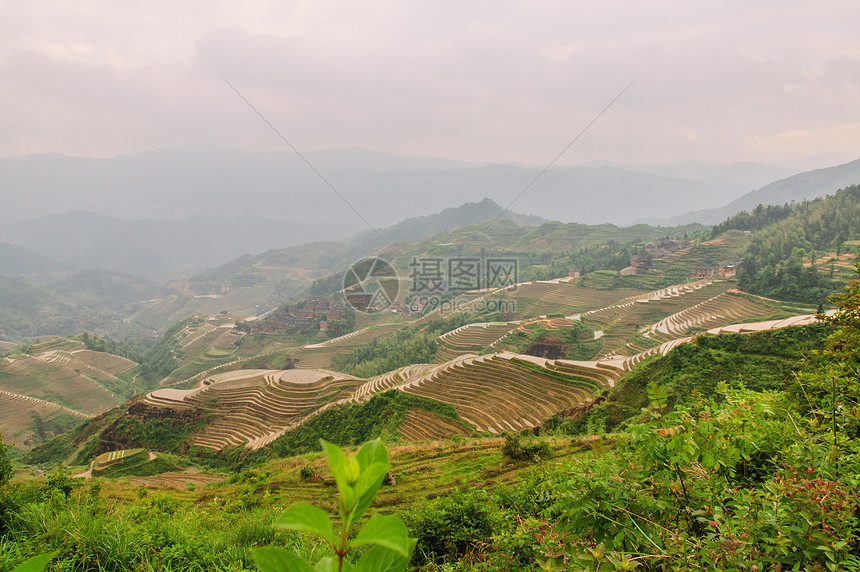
501;433;550;463
404;490;500;566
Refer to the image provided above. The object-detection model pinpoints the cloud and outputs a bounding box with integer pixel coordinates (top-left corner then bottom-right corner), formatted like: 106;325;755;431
0;1;858;166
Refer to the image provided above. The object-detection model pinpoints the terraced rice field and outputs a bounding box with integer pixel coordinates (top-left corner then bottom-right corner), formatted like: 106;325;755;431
176;324;225;365
126;472;226;490
41;350;135;384
144;369;363;450
0;355;122;414
71;350;137;375
400;354;596;434
29;338;85;353
303;324;402;349
582;281;734;358
642;291;775;343
506;282;641;314
0;390;89;447
92;448;147;474
397;409;473;441
438;323;519;349
289;346;353;370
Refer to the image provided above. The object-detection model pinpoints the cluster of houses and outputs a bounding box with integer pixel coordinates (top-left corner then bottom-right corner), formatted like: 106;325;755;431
644;238;691;256
241;298;347;334
690;261;739;279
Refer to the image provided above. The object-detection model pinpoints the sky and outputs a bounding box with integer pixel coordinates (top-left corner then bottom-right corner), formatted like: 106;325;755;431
1;1;859;169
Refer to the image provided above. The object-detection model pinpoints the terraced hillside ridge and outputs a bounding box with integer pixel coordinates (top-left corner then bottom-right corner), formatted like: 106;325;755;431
399;353;599;434
0;355;123;413
435;322;520;362
581;280;740;358
397;409;474;441
0;344;129;448
503;282;643;317
161;320;241;386
641;291;776;343
302;323;402;349
144;368;363;451
603;310;836;372
0;390;91;448
91;448;149;476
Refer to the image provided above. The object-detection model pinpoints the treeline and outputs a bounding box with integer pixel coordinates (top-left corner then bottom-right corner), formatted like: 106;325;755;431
738;185;860;304
524;242;636;281
710;202;795;239
263;391;462;460
76;332;143;362
134;320;184;389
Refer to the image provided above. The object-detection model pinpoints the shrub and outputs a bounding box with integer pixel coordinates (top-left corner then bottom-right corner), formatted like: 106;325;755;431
501;433;550;463
404;490;500;566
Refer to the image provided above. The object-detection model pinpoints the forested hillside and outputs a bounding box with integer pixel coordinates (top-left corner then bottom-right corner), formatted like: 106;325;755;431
739;184;860;303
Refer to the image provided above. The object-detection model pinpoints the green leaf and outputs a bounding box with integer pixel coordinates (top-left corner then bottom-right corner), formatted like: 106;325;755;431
274;503;338;545
349;515;411;556
321;440;357;513
321;440;351;489
12;554;55;572
349;462;390;523
356;439;389;471
252;548;315;572
352;543;414;572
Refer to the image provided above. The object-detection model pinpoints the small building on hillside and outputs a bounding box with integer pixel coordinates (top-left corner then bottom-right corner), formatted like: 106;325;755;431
630;255;650;274
690;265;713;278
568;267;581;279
719;260;737;278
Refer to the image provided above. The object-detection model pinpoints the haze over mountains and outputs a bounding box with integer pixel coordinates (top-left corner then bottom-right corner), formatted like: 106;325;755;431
1;146;802;228
651;158;860;226
2;147;860;342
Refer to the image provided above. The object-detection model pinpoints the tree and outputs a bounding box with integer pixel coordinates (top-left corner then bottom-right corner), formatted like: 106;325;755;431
826;262;860;363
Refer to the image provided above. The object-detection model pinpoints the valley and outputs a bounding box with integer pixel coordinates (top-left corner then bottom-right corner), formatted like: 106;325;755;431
1;181;859;572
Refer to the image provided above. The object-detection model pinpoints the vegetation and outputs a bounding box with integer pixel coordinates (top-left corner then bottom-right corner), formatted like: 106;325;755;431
496;321;603;360
739;185;860;303
254;439;413;572
264;391;462;461
710;202;795;238
562;322;832;436
332;313;495;377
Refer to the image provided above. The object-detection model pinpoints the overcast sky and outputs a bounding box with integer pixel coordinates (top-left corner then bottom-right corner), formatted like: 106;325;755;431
1;1;859;168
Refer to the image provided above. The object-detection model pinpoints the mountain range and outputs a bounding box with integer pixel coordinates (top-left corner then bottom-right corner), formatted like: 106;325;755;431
0;146;802;227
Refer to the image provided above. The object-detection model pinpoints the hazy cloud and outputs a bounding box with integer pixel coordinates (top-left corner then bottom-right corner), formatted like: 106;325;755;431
1;1;859;167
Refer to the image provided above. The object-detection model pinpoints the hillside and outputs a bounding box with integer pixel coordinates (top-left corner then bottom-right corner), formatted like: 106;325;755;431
0;277;93;339
41;263;814;459
0;242;71;285
662;157;860;225
0;337;141;448
0;211;360;284
737;185;860;303
51;269;168;313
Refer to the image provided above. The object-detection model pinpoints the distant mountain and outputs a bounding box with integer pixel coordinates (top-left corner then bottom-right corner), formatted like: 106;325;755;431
1;146;785;227
0;243;71;285
652;158;860;225
0;211;360;283
51;269;169;313
595;160;798;191
176;198;542;296
0;277;81;338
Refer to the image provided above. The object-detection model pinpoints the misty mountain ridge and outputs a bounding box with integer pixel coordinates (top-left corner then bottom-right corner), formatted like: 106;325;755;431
646;157;860;225
2;146;790;227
